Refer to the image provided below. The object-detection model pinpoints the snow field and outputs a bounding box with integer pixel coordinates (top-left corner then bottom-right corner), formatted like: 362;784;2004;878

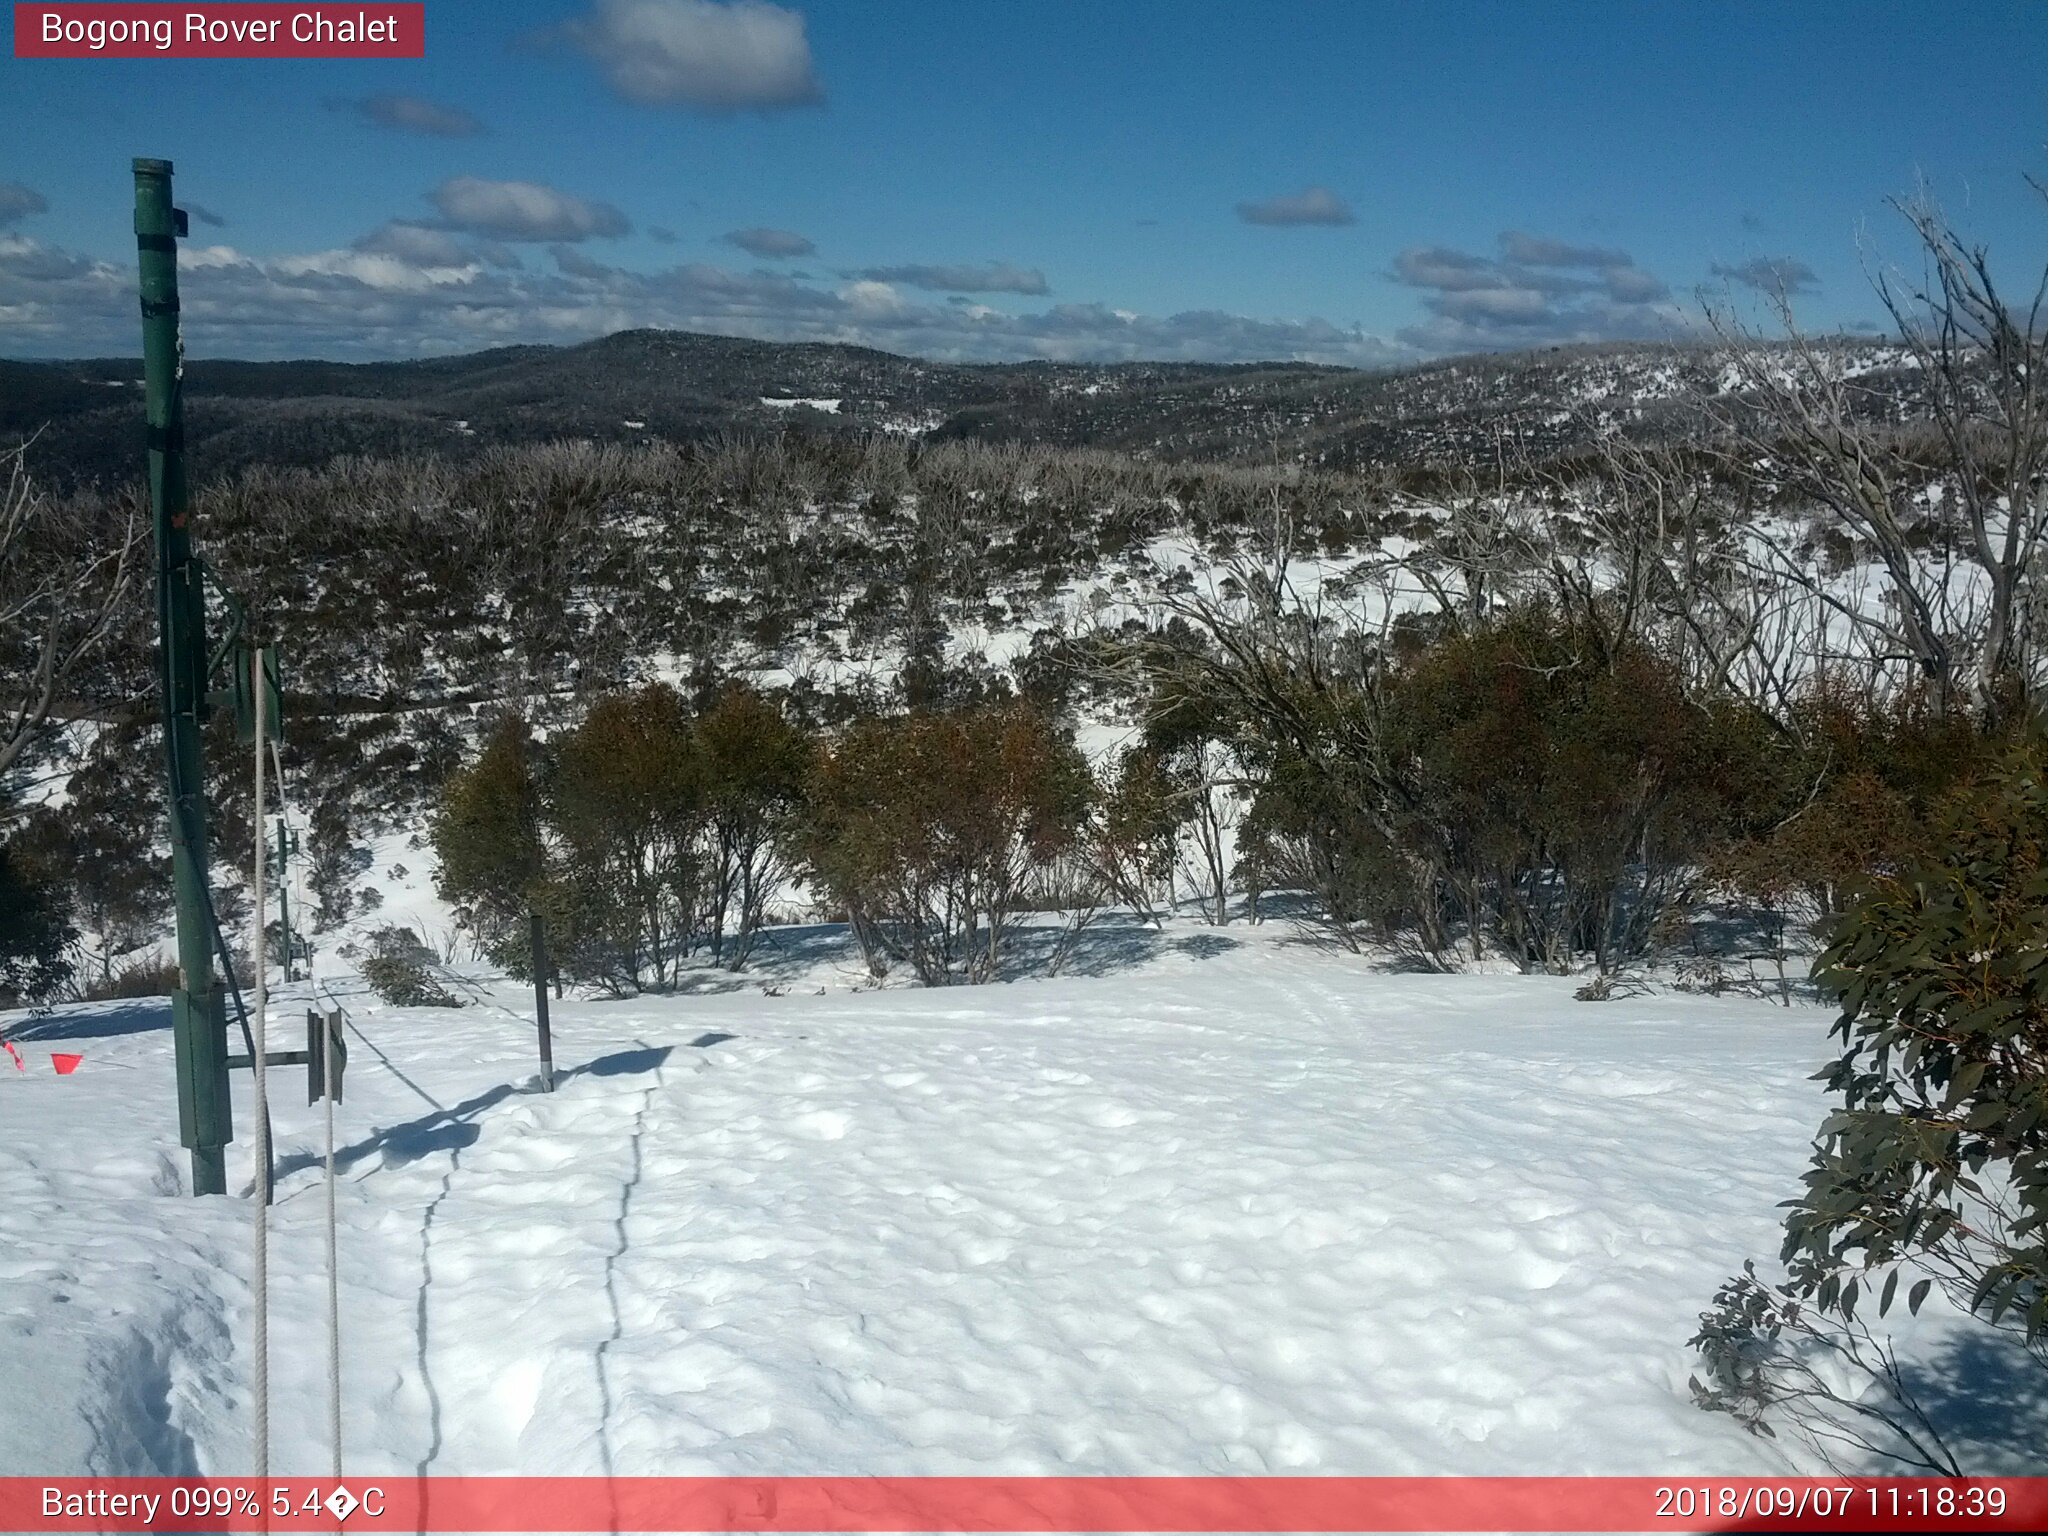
0;920;1862;1480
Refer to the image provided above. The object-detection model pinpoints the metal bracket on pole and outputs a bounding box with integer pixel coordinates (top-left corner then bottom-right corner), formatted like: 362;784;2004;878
224;1011;343;1104
307;1009;346;1105
276;818;299;981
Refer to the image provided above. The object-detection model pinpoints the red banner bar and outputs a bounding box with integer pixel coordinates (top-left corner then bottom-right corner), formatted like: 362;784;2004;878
13;4;423;58
4;1477;2045;1533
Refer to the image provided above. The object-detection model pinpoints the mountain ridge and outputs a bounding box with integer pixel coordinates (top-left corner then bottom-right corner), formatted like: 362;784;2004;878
2;326;1916;487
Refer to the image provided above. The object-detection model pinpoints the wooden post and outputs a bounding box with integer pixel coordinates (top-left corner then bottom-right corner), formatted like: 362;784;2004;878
530;911;555;1093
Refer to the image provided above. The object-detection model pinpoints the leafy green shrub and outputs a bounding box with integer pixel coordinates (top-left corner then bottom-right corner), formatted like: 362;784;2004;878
1689;1259;1962;1474
1383;607;1781;970
1088;747;1181;924
359;925;461;1009
1133;596;1787;968
1693;741;2048;1467
1790;741;2048;1342
1241;751;1410;947
1710;691;2014;925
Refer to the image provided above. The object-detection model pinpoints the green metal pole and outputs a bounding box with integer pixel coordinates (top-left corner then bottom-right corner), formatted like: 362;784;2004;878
136;158;231;1196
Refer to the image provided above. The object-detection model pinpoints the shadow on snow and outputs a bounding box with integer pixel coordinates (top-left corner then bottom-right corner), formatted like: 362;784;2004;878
270;1040;689;1184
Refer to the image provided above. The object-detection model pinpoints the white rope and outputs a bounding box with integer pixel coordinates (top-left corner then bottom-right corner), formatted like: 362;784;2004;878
323;1004;342;1480
248;646;271;1481
271;732;343;1482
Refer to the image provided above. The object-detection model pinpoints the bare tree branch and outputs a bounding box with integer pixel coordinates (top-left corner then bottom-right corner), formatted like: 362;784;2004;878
0;441;142;796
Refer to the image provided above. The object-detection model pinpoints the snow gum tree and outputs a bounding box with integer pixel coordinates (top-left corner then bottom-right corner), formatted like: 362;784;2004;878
1708;689;2020;927
11;726;168;995
1087;746;1181;926
697;682;809;969
1703;185;2048;719
0;444;139;786
546;684;704;992
0;835;73;1005
805;705;1091;984
1137;583;1781;970
434;685;821;991
430;712;547;973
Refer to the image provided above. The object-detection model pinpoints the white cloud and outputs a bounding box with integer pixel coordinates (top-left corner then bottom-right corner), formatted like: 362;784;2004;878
1392;246;1504;292
544;0;822;111
552;245;615;280
1604;266;1671;303
0;228;1409;367
852;262;1049;295
428;177;630;242
354;221;475;269
839;279;907;316
1497;231;1631;268
1390;230;1682;349
1236;187;1355;227
0;182;49;227
176;244;256;271
0;231;96;281
1710;256;1820;295
328;93;485;137
271;248;484;293
722;226;815;258
1437;287;1556;323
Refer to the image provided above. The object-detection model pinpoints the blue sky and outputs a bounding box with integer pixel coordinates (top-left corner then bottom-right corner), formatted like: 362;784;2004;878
3;0;2044;363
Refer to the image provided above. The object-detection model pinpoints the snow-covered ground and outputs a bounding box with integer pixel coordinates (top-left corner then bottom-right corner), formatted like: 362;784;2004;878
12;911;2014;1482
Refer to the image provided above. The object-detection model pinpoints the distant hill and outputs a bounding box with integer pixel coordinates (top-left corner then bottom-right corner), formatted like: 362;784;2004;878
1;327;1922;488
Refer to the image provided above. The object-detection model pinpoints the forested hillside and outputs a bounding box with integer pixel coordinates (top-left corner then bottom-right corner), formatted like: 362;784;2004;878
4;330;1937;488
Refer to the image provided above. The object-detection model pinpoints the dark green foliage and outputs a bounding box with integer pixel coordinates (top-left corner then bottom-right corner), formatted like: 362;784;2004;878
1693;743;2048;1466
1380;608;1779;969
1152;597;1783;969
1088;747;1181;923
358;924;461;1009
0;832;74;1005
13;727;169;990
1241;752;1410;944
430;713;546;970
1134;696;1247;926
546;685;703;991
1712;691;2017;921
1688;1260;1962;1474
305;805;371;934
431;683;816;991
1790;742;2048;1341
